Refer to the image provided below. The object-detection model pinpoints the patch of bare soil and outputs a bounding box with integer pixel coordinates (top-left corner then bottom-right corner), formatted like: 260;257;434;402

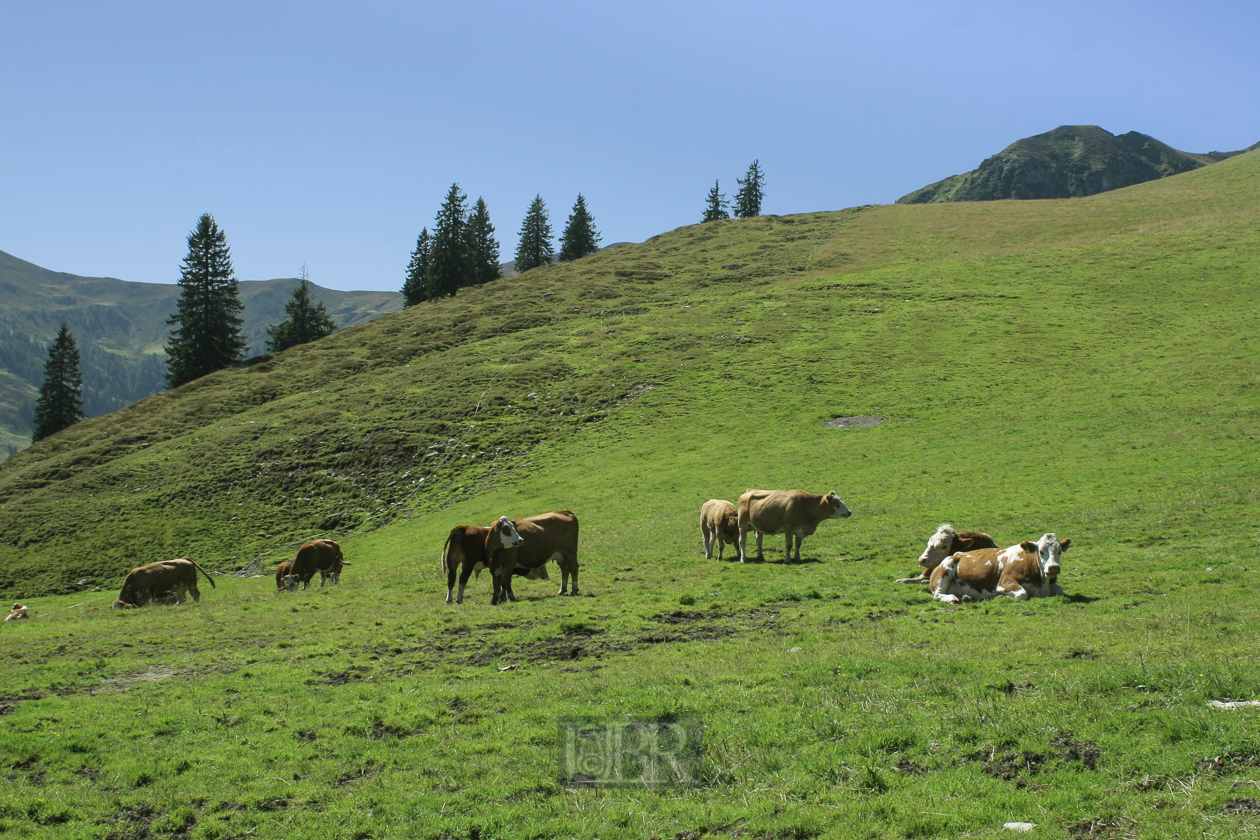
1198;750;1260;773
1066;817;1137;839
822;415;883;430
982;751;1046;785
1055;736;1100;769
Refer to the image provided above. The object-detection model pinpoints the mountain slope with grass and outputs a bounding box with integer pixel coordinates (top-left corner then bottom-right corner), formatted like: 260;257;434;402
0;150;1258;839
0;250;403;452
897;124;1257;203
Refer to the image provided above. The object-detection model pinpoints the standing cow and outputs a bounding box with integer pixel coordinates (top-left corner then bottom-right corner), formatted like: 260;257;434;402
115;558;216;607
700;499;740;561
485;511;580;605
441;524;547;604
737;488;852;563
896;524;1000;583
930;533;1071;603
289;540;350;589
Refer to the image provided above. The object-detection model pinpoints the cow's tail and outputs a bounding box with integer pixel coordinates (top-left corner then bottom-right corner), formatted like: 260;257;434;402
440;532;455;575
189;558;217;588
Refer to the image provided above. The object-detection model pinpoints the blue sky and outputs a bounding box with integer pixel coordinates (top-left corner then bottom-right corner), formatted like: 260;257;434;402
3;0;1257;292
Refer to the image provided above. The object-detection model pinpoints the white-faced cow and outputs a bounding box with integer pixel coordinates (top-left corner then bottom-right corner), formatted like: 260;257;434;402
275;561;299;592
485;511;579;605
896;523;1000;583
442;523;556;604
930;533;1071;604
700;499;740;561
5;603;29;621
289;539;350;589
116;558;216;608
737;489;852;563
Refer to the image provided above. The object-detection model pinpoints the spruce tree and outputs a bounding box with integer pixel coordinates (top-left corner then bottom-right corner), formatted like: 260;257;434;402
402;228;434;305
165;213;247;388
514;195;554;273
32;323;86;442
266;266;338;353
558;194;601;262
429;183;473;298
702;180;730;222
734;160;765;218
466;197;501;286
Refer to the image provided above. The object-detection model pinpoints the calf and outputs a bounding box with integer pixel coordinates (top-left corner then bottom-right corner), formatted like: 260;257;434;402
896;524;1000;583
275;561;299;592
737;488;852;563
116;558;216;607
701;499;740;561
289;540;351;589
485;511;580;605
930;533;1071;604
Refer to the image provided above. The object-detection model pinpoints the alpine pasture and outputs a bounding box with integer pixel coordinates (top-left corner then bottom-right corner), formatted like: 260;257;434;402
1;151;1258;839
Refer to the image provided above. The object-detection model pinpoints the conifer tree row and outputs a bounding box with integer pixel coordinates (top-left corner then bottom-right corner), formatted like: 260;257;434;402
165;213;247;388
702;162;765;221
401;186;503;303
32;323;85;442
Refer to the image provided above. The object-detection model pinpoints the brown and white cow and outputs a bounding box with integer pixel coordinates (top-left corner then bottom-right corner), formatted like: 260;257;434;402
442;523;554;604
289;540;350;589
700;499;740;561
5;603;29;621
930;533;1071;604
737;489;852;563
896;523;1000;583
116;558;216;607
275;561;299;592
485;511;579;605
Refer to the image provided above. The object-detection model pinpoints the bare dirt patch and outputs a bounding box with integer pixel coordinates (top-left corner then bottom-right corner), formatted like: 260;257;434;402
822;415;883;430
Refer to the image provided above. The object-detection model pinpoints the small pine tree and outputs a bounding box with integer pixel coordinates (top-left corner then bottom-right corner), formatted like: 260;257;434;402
702;180;730;222
466;197;501;286
429;183;473;298
32;323;86;442
402;228;434;305
734;160;765;218
266;266;338;353
514;195;554;273
165;213;248;388
558;194;601;262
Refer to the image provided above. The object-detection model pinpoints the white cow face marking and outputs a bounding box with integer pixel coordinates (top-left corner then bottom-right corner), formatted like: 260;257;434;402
918;523;956;569
498;516;523;547
1035;533;1069;580
826;492;852;519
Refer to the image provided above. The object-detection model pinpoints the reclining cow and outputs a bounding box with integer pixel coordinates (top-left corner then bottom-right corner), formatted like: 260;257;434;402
275;561;299;592
114;558;216;608
737;489;852;563
289;540;350;589
701;499;740;561
442;525;547;604
930;533;1071;604
5;603;29;621
485;511;580;605
896;523;1000;583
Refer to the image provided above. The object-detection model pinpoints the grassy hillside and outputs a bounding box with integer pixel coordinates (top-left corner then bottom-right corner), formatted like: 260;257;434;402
0;151;1258;839
0;250;403;452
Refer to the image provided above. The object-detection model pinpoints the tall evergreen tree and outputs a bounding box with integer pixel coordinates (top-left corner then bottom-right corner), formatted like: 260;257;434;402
402;227;434;305
558;194;601;262
514;195;554;273
32;323;85;442
466;197;501;286
734;160;765;218
702;180;730;222
165;213;247;388
266;266;338;353
429;183;473;298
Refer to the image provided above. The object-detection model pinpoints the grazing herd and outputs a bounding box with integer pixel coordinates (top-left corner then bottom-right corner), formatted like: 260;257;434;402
66;486;1070;614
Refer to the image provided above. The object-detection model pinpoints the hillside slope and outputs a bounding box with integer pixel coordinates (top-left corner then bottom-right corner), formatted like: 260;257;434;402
0;250;403;451
897;124;1256;203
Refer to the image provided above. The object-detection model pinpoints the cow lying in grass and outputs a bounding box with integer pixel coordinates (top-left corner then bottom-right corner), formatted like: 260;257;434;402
276;561;299;592
289;540;350;589
701;499;740;561
896;523;1000;583
5;603;29;621
114;558;216;608
930;533;1071;603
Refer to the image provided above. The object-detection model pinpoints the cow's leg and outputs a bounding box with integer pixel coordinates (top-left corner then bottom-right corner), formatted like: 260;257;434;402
446;558;460;604
456;563;477;604
703;526;714;559
188;583;200;603
755;532;764;562
784;534;794;564
738;528;748;563
563;560;579;597
793;535;802;564
716;537;725;563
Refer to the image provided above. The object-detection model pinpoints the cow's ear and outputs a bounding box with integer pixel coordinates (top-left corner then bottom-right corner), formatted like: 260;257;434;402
1059;538;1070;551
1020;541;1037;553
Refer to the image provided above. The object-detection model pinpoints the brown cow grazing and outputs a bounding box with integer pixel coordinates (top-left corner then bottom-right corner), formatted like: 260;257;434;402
485;511;579;605
116;558;216;607
289;540;350;589
737;489;852;563
896;524;1000;583
701;499;740;561
275;561;299;592
930;533;1071;604
5;603;29;621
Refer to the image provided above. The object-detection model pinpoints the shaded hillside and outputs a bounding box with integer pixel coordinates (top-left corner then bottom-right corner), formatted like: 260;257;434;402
0;250;403;452
897;124;1257;203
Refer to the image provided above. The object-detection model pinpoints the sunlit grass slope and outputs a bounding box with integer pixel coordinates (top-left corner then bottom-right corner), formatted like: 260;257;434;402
0;151;1258;839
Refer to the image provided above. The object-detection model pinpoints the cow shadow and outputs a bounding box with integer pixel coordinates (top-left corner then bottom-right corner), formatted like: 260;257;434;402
1062;593;1101;604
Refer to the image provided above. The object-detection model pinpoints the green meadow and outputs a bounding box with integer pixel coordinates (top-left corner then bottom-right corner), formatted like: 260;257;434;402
1;151;1258;839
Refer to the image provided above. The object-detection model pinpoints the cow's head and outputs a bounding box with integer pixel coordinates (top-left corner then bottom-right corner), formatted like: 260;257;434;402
824;492;852;519
918;523;957;569
282;574;299;592
489;516;523;551
1022;533;1069;581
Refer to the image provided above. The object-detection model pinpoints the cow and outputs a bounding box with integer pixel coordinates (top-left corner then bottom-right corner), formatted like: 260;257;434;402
896;523;1000;583
289;540;350;589
737;489;852;563
275;561;299;592
701;499;740;562
485;511;580;605
115;558;216;608
930;533;1071;604
442;524;555;604
5;603;29;621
